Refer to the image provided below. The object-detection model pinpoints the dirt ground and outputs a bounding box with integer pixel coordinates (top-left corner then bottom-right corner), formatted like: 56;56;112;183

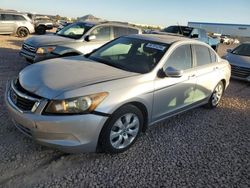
0;34;249;188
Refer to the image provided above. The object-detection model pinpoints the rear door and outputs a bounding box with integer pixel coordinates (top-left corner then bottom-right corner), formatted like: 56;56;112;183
192;44;220;103
0;14;15;33
152;44;197;121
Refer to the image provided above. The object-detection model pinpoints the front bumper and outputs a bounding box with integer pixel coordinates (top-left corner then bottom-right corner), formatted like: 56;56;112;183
5;84;108;153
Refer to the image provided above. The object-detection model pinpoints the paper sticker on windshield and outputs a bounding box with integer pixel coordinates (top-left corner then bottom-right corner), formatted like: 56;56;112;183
146;43;166;51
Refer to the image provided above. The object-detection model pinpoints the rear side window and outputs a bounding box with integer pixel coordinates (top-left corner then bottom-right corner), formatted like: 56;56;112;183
194;45;211;66
1;14;15;21
164;45;192;70
113;27;138;38
14;15;26;21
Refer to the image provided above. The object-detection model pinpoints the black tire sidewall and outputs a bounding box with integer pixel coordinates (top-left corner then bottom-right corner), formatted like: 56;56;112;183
17;27;29;37
206;81;224;108
99;105;144;154
36;26;46;35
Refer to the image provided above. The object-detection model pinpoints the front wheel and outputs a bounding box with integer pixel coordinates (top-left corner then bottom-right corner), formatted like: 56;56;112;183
35;26;46;35
99;105;143;153
205;81;224;109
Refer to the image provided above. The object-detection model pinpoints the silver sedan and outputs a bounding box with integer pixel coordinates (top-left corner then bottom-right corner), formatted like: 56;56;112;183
223;42;250;82
5;34;231;153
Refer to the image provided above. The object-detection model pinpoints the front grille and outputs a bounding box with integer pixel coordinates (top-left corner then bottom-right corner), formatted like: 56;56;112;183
231;65;250;78
10;88;36;111
9;79;41;112
22;43;37;53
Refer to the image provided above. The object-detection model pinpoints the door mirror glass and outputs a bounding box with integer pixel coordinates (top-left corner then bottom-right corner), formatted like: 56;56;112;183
85;35;96;42
163;67;183;77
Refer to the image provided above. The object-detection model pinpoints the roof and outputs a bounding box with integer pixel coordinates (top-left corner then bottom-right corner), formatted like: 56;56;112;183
188;22;250;28
0;10;26;15
76;21;139;29
127;34;193;44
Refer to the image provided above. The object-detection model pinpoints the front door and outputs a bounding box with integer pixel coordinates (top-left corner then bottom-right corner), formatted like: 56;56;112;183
152;44;197;122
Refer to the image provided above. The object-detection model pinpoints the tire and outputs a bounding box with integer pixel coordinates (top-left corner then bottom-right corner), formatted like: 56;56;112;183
205;81;224;109
17;27;29;37
99;105;144;154
35;25;46;35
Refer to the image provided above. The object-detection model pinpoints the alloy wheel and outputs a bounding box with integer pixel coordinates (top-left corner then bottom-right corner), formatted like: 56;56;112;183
110;113;140;149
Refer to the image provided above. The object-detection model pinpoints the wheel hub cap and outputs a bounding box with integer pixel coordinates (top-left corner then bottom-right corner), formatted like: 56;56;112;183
110;113;140;149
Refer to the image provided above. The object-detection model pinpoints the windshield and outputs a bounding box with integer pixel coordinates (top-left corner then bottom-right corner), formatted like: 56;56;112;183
162;26;193;37
232;44;250;56
88;37;170;73
56;22;95;39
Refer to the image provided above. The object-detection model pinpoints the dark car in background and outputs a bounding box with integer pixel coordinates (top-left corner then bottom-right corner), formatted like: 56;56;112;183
27;13;54;35
160;25;220;51
20;21;142;63
223;42;250;82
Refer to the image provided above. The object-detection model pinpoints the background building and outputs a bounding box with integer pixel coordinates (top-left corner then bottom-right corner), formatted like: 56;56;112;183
188;22;250;38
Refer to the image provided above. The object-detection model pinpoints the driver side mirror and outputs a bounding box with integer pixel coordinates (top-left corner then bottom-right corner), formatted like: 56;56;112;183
163;67;183;78
191;34;199;38
85;35;96;42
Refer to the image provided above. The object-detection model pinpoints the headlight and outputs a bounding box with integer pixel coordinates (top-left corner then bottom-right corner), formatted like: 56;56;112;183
44;92;108;114
36;46;56;54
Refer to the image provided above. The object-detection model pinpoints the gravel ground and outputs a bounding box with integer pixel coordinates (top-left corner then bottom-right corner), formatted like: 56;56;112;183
0;35;249;188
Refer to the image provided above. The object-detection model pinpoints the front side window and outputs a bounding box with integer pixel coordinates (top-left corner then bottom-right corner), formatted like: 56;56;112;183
194;45;211;66
232;44;250;56
56;22;94;39
90;26;111;41
88;37;169;73
164;45;192;70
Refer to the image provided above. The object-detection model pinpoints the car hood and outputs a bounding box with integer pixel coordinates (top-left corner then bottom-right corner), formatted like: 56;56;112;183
24;34;74;47
19;56;138;99
226;53;250;68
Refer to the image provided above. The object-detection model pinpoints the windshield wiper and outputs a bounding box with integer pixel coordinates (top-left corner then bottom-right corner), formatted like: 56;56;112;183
89;56;127;71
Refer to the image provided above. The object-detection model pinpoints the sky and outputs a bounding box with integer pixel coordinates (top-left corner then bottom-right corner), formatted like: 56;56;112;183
1;0;250;27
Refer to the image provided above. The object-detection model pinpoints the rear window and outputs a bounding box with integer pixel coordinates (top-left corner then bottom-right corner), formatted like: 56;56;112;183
14;15;26;21
113;27;139;38
194;45;211;66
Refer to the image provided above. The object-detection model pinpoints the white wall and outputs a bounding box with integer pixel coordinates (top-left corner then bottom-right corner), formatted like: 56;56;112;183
188;22;250;37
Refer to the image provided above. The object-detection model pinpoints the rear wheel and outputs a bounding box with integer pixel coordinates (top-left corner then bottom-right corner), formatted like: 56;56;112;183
17;27;29;37
205;81;224;109
99;105;143;153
